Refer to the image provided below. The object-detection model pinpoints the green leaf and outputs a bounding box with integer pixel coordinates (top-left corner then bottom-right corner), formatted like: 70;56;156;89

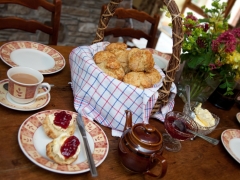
180;53;191;63
187;56;204;68
219;82;227;89
236;45;240;53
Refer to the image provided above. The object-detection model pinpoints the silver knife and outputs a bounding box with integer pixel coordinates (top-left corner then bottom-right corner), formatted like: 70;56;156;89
77;114;98;177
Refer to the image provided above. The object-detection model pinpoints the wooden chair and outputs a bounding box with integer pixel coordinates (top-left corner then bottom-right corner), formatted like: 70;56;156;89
100;5;160;49
0;0;62;45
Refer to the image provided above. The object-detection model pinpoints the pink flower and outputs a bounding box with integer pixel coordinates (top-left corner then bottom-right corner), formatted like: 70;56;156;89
232;28;240;39
215;59;223;67
184;13;198;29
211;30;237;53
185;13;198;21
204;23;209;32
198;23;209;32
211;40;219;52
196;37;207;48
209;63;216;70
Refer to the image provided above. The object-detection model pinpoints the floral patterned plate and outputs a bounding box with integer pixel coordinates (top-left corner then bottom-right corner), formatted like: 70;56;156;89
0;41;65;74
145;48;171;71
221;129;240;163
18;109;109;174
0;79;50;111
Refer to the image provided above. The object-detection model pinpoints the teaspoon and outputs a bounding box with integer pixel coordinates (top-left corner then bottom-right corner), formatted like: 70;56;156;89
173;119;219;145
185;85;196;119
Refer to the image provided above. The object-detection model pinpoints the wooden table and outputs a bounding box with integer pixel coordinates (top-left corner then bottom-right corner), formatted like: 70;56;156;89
0;43;240;180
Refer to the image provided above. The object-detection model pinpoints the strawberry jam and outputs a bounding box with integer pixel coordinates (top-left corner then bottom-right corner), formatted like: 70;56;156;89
61;136;80;158
165;116;193;140
54;111;72;129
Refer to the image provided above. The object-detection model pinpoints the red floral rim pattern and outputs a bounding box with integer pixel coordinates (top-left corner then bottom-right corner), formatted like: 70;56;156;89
18;110;109;174
221;129;240;163
144;48;171;61
0;41;65;74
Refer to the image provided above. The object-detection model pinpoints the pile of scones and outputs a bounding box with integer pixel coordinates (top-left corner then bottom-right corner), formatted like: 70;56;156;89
94;42;162;89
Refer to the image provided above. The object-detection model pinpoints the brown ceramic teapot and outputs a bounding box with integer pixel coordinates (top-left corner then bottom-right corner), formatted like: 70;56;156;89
118;110;167;178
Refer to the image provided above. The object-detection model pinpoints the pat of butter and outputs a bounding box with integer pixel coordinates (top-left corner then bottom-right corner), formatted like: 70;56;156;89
194;103;215;127
194;116;206;127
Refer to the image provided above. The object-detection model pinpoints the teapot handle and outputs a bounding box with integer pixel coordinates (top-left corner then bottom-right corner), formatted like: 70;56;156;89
124;110;132;131
144;153;168;179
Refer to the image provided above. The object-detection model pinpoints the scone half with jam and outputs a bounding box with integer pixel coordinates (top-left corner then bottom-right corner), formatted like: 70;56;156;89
46;133;80;165
43;111;76;139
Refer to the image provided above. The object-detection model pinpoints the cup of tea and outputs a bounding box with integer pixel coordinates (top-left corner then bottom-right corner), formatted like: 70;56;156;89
7;66;51;104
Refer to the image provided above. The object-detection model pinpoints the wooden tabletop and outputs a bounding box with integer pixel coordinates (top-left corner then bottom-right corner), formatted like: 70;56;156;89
0;43;240;180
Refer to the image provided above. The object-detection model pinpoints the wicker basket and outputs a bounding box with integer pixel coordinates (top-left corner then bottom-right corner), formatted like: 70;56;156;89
93;0;183;115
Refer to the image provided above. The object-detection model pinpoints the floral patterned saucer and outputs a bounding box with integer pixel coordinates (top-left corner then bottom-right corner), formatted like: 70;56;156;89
145;48;171;71
0;79;50;111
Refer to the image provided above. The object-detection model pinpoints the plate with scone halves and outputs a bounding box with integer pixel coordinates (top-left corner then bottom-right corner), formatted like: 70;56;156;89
18;109;109;174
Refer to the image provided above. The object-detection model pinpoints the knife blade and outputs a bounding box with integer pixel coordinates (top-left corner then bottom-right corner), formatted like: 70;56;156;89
77;114;98;177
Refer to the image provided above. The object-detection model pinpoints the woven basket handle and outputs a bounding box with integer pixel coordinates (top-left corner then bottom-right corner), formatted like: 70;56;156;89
93;0;183;113
93;0;123;44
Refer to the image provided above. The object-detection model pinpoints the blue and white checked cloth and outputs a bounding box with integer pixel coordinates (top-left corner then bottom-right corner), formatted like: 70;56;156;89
69;42;176;136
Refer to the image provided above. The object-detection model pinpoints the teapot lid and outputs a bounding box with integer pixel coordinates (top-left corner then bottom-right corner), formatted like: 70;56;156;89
132;123;162;146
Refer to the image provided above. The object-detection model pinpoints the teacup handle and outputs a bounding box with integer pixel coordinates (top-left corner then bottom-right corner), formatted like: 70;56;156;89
144;154;168;179
36;83;51;98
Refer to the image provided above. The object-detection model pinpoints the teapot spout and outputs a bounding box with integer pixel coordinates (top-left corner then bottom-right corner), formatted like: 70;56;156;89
124;110;132;131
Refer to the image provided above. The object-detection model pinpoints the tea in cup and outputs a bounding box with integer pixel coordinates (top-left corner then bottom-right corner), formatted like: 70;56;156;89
7;67;51;104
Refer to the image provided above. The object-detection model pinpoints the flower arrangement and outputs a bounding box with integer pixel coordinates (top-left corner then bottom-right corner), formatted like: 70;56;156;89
180;0;240;96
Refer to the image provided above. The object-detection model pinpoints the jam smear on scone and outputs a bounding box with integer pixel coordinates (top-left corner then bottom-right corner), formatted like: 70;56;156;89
61;136;80;158
54;111;72;129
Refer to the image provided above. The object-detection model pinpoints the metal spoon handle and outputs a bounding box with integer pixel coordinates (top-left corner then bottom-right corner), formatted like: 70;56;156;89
185;85;196;119
185;85;191;108
187;129;219;145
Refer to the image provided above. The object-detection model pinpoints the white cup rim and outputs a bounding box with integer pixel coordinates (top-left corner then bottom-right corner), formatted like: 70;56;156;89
7;66;43;86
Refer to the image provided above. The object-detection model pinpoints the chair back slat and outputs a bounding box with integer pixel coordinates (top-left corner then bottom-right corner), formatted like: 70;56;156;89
0;0;62;45
97;4;160;49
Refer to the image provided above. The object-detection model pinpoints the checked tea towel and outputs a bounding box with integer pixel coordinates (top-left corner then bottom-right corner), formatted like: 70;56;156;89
69;42;176;136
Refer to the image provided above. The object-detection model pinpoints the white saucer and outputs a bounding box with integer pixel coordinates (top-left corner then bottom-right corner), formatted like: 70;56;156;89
0;79;50;111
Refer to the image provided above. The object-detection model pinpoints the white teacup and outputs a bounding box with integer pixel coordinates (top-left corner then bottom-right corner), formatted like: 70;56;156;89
7;67;51;104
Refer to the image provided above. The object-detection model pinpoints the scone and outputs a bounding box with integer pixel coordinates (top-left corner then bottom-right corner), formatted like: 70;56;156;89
105;42;127;53
43;111;76;139
46;133;80;165
145;68;162;85
128;48;154;72
123;71;153;89
96;56;125;81
93;51;116;64
194;103;215;127
113;49;130;73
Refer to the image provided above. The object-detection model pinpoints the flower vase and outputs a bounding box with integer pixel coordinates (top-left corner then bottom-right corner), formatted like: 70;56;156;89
177;64;221;103
208;85;239;110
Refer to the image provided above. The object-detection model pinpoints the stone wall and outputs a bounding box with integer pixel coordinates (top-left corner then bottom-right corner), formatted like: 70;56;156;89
0;0;132;46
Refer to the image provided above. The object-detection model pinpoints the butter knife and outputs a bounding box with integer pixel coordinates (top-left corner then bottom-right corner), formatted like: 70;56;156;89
77;114;98;177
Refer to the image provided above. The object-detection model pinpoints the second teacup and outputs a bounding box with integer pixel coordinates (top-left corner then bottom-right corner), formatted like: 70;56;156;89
7;66;51;104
